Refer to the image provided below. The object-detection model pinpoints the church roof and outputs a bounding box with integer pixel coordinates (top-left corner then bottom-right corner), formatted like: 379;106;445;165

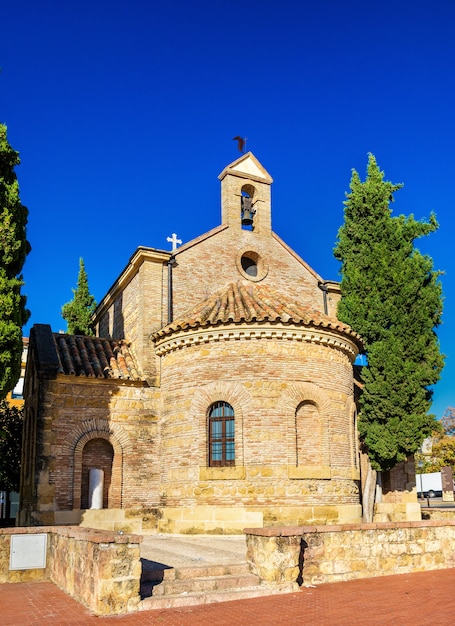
53;333;142;380
153;282;362;345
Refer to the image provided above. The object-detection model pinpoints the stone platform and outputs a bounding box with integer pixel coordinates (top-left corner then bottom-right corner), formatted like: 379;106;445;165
139;533;247;568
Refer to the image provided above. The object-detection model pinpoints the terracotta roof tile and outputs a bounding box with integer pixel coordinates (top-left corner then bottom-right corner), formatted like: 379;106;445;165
53;334;142;380
153;281;362;345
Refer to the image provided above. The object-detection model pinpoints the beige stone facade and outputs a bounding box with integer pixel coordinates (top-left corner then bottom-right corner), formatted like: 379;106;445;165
21;153;374;532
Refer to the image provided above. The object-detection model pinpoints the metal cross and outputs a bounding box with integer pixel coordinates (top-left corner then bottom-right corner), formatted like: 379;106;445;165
166;233;182;251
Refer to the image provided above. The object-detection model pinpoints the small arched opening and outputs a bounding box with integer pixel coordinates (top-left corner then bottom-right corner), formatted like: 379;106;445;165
241;184;256;230
80;438;114;509
295;400;322;466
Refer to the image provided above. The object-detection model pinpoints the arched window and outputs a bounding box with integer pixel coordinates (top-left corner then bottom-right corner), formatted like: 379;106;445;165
208;401;235;467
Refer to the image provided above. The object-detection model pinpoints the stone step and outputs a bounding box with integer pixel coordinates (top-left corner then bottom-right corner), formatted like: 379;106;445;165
141;561;250;583
151;572;260;596
140;584;285;611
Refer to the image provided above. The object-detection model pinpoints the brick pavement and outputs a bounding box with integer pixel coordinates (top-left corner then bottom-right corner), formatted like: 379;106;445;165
2;568;455;625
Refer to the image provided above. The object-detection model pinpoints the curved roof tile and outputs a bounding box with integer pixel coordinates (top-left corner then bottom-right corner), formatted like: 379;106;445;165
53;334;142;380
153;282;362;345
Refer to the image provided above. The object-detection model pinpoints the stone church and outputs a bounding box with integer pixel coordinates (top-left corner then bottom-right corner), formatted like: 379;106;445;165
19;152;418;533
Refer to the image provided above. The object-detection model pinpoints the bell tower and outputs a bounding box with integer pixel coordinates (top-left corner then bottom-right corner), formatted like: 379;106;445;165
218;152;273;235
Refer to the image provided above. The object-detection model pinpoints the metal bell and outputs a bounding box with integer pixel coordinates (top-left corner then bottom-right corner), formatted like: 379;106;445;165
241;208;254;226
241;196;254;226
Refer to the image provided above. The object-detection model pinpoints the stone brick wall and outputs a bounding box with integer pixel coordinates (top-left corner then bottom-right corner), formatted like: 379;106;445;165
172;228;327;323
0;526;142;615
48;526;141;614
94;248;169;383
0;528;48;584
245;520;455;588
382;458;417;502
421;508;455;521
20;375;160;526
219;154;272;236
372;458;422;522
155;321;362;527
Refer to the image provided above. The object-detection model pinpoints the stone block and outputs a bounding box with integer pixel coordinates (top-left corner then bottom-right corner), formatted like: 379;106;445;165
288;465;331;479
336;504;362;524
54;510;82;525
199;466;246;480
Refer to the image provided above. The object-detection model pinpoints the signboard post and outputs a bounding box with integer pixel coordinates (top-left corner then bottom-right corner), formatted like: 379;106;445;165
441;466;454;502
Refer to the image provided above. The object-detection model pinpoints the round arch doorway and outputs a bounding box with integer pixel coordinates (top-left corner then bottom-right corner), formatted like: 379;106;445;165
80;438;114;510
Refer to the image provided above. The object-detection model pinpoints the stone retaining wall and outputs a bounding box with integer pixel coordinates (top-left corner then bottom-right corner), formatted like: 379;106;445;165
245;520;455;588
0;526;142;615
420;507;455;521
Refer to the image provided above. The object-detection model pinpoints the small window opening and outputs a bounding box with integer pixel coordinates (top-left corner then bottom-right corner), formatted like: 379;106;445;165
241;256;258;277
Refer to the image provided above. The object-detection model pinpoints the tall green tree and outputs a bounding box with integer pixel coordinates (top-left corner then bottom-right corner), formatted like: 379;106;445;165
0;124;30;400
334;154;444;472
61;258;97;335
0;400;23;492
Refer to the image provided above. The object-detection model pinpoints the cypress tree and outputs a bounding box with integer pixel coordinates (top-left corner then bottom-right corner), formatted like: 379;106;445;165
0;400;23;492
334;154;444;471
61;258;97;335
0;124;30;400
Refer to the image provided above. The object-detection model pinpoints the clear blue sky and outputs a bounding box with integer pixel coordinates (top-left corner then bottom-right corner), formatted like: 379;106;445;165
1;1;454;419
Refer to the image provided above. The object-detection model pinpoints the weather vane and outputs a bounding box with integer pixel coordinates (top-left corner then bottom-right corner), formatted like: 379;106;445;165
233;136;248;153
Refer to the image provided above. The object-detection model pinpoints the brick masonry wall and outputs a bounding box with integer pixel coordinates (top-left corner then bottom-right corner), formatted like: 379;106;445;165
382;458;417;502
172;227;326;323
158;328;360;515
23;376;160;525
245;520;455;588
220;164;272;235
95;253;167;384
